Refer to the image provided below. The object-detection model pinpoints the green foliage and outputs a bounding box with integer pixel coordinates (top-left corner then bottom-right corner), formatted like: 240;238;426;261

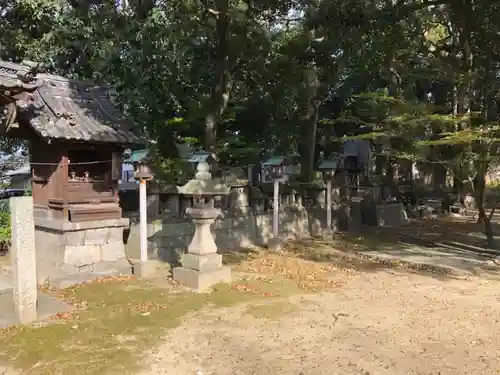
1;0;500;191
153;158;192;186
0;207;11;245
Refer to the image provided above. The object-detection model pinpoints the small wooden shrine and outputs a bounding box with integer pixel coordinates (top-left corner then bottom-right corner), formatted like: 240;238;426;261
0;60;143;223
0;60;42;124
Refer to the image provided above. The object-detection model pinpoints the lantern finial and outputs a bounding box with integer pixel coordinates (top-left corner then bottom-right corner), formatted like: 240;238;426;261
195;161;211;180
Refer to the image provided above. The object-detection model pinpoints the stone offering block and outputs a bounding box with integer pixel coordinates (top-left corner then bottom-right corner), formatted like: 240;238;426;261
173;265;231;292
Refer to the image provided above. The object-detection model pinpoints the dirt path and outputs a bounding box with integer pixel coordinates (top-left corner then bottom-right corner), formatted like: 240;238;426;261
141;270;500;375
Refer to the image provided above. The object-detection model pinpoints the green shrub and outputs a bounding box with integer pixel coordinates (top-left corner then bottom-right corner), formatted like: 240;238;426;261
0;209;10;251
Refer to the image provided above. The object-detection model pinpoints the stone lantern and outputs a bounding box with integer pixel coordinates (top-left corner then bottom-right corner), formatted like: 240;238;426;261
318;158;339;236
262;156;288;251
173;161;231;291
133;161;153;182
188;150;215;164
262;156;286;181
133;159;154;274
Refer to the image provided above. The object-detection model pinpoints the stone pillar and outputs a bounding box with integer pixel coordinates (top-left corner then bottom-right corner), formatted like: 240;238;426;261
229;186;249;214
268;179;282;251
10;196;38;324
296;194;303;208
348;197;363;232
325;179;333;238
173;207;231;291
134;180;157;277
316;189;326;209
139;180;148;263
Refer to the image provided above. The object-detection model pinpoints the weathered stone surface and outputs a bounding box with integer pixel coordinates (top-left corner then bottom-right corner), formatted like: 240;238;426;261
173;265;231;292
133;260;157;278
35;217;129;232
0;274;13;295
125;203;411;262
10;196;38;324
78;264;95;273
84;228;109;246
181;253;222;272
107;227;123;243
34;229;66;279
37;259;67;285
65;230;85;246
187;215;219;255
0;291;71;329
268;237;282;252
64;245;101;266
229;187;249;210
34;219;131;286
101;241;126;262
94;259;132;275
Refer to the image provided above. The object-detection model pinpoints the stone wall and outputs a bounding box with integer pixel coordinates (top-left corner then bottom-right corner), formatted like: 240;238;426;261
35;218;131;285
124;202;408;264
125;208;318;264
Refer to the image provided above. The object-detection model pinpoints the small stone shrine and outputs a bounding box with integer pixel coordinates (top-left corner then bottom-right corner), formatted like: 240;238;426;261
173;160;231;291
0;60;144;285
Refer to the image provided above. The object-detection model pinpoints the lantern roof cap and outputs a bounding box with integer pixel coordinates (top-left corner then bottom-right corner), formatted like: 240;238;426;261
317;157;340;171
177;160;230;196
188;150;215;163
262;156;287;166
177;179;230;196
124;148;150;163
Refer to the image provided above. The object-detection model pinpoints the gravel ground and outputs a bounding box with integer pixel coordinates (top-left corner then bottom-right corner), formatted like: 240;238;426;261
141;270;500;375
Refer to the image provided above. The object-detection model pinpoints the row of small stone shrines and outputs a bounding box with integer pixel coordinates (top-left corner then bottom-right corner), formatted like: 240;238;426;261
132;184;342;219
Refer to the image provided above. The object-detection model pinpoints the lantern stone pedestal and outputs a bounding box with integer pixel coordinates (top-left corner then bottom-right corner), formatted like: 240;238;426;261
268;237;282;252
322;228;334;239
173;207;231;291
133;260;158;278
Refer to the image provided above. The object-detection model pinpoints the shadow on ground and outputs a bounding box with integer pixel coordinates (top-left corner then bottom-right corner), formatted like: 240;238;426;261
222;217;500;280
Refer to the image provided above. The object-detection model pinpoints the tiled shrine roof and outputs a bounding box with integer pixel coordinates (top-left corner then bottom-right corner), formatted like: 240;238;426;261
0;60;143;145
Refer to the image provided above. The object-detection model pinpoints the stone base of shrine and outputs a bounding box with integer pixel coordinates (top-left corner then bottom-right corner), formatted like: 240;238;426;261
173;264;231;292
34;218;132;287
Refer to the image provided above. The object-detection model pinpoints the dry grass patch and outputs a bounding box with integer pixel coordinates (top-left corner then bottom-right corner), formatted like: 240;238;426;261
232;250;355;291
0;275;302;375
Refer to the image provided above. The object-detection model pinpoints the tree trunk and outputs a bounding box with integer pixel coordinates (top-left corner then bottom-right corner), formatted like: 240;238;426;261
299;62;320;181
474;162;496;248
477;204;496;249
297;2;322;182
204;0;232;154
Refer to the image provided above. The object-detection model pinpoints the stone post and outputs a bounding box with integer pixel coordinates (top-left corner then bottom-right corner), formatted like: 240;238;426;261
10;196;38;324
133;163;156;278
325;179;333;238
139;180;148;263
268;179;282;251
230;186;249;214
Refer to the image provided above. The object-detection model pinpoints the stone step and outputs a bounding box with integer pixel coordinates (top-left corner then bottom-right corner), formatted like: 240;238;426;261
49;261;133;289
0;291;72;329
0;273;13;295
